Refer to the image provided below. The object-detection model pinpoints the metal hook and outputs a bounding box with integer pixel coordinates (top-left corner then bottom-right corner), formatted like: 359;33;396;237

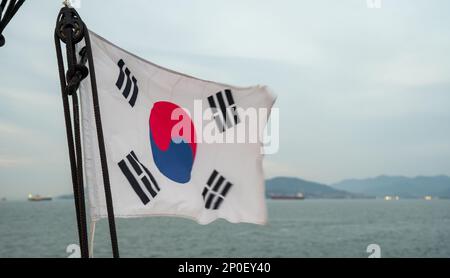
62;0;72;8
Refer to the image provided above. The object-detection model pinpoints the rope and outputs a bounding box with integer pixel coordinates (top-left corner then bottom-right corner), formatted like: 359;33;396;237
0;0;25;47
72;86;89;258
54;7;89;259
55;33;86;257
84;26;120;258
54;6;120;258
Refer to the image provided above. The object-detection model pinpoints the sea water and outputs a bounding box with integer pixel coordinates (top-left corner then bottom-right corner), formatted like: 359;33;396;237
0;199;449;258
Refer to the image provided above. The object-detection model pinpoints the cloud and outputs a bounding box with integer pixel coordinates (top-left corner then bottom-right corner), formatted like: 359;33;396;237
263;159;299;178
379;58;450;87
1;0;450;198
0;156;33;167
0;121;30;136
0;87;57;108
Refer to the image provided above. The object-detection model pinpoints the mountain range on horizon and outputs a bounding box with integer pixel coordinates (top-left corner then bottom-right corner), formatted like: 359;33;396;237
49;175;450;200
331;175;450;198
265;177;365;199
266;175;450;199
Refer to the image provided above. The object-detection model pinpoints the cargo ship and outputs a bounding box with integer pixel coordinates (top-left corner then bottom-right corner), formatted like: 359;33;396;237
28;194;52;202
269;193;304;200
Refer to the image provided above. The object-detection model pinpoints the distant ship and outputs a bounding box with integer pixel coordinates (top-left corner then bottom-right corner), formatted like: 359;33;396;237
28;194;52;202
270;193;304;200
384;195;400;201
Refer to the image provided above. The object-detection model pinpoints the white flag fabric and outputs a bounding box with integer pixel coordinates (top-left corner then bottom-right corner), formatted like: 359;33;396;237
79;31;276;225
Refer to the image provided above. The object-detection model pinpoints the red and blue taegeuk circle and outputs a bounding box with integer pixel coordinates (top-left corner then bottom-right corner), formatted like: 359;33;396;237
149;101;196;183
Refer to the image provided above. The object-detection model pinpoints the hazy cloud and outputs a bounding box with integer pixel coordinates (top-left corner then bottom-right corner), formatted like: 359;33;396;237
1;0;450;198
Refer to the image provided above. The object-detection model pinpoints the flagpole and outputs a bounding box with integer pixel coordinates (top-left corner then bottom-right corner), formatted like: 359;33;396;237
54;4;120;258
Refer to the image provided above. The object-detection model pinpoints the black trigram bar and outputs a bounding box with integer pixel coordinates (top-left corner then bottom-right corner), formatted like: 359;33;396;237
118;150;160;205
202;169;234;210
115;59;139;107
207;89;240;133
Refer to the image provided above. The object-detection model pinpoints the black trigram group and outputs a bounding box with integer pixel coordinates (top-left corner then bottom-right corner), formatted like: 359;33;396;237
115;59;139;107
202;170;233;210
207;89;240;133
118;151;160;205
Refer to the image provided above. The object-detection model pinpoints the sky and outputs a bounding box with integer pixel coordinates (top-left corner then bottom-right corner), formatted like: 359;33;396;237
1;0;450;199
